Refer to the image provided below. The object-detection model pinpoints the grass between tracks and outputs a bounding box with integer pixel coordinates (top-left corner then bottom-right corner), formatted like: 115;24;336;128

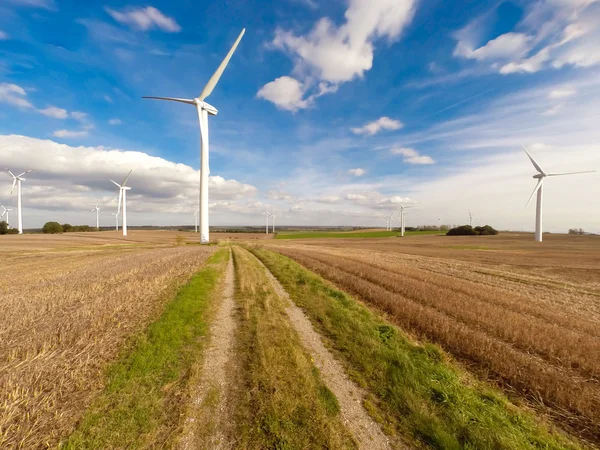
61;248;229;449
251;247;582;450
231;246;356;449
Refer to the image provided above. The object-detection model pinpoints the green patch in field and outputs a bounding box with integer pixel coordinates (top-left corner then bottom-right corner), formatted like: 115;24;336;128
251;248;581;450
61;248;229;449
275;230;443;239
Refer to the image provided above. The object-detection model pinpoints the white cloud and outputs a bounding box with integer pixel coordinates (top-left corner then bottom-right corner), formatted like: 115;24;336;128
455;32;531;61
0;31;8;40
105;6;181;33
38;106;68;119
267;190;294;201
108;118;122;125
103;94;113;103
316;195;341;203
391;147;435;164
6;0;55;9
256;76;310;111
0;135;257;225
0;83;33;108
71;111;89;122
351;117;403;135
455;1;600;74
53;130;89;139
259;0;417;109
348;168;366;176
549;88;576;98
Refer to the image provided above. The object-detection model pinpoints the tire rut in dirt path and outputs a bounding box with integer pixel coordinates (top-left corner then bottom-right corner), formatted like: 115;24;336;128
253;253;404;450
179;252;237;450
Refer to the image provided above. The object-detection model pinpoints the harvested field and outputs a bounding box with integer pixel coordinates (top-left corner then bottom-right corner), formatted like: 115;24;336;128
0;241;216;449
265;233;600;443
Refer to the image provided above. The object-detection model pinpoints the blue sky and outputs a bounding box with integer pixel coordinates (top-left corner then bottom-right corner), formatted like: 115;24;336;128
1;0;599;231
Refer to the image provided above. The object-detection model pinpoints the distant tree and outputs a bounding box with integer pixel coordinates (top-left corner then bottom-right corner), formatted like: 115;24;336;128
568;228;586;235
42;221;63;234
447;224;498;236
0;221;7;235
6;228;18;234
62;223;73;232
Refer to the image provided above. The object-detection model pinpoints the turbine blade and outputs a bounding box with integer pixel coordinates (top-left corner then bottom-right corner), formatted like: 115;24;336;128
7;170;15;178
110;179;121;188
17;169;33;177
547;170;597;176
121;169;133;186
10;178;16;194
198;28;245;101
142;96;196;105
521;145;545;175
526;178;544;207
117;189;123;214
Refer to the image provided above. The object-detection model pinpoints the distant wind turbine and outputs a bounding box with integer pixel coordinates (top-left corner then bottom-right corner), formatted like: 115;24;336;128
399;205;415;237
193;207;199;233
262;207;271;234
437;217;442;229
6;169;32;234
109;212;119;231
468;210;476;227
110;170;132;237
1;204;14;228
271;212;276;234
143;29;245;244
91;201;101;230
522;145;596;243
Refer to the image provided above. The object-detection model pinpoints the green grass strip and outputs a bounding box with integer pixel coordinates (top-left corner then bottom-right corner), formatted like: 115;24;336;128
251;247;582;450
275;230;443;239
61;248;229;449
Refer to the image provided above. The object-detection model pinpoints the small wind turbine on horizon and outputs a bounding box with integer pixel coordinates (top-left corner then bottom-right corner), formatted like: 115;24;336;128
143;28;245;244
522;145;596;243
1;204;14;228
91;201;101;230
6;169;32;234
271;211;276;234
110;170;132;237
262;207;271;234
437;217;442;229
108;212;119;231
468;210;476;227
193;207;199;233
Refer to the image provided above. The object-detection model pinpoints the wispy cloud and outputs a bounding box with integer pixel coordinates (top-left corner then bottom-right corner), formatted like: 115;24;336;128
39;106;68;119
390;147;434;164
108;118;122;125
105;6;181;33
348;168;366;176
0;83;33;108
351;117;403;135
6;0;55;9
0;31;8;40
53;129;89;139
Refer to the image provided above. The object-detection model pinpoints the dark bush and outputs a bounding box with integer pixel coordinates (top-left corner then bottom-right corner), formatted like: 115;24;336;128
447;225;498;236
7;228;19;234
0;221;7;235
42;221;63;234
62;223;73;232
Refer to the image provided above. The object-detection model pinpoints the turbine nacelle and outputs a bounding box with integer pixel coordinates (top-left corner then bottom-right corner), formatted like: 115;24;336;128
195;99;218;116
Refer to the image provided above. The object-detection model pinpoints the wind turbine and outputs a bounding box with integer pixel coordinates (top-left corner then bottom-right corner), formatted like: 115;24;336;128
110;170;132;237
468;210;475;227
522;145;596;243
1;204;14;228
193;207;199;233
399;205;415;237
91;201;101;230
437;217;442;229
143;29;245;244
109;212;119;231
262;207;271;234
6;169;32;234
271;212;276;234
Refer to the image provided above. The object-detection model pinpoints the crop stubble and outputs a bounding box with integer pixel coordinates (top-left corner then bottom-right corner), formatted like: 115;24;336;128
271;244;600;442
0;245;216;449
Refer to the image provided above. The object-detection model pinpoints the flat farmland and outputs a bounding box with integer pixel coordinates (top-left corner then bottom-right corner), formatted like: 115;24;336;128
266;232;600;443
0;234;217;448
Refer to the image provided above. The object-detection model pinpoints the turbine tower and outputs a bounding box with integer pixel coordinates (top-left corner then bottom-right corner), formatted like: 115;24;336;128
1;204;14;228
522;145;596;243
399;205;414;237
193;207;199;233
468;211;475;227
110;170;132;237
143;28;245;244
271;212;276;234
109;212;119;231
91;201;101;230
262;207;271;234
6;169;32;234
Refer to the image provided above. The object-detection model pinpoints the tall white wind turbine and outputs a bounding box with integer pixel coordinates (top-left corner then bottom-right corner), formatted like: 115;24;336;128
91;201;101;230
6;169;32;234
110;170;132;237
1;204;14;228
143;29;245;244
399;205;415;237
522;145;596;243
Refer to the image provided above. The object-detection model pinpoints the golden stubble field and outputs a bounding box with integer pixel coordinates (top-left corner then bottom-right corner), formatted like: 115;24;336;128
0;231;238;448
266;232;600;442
